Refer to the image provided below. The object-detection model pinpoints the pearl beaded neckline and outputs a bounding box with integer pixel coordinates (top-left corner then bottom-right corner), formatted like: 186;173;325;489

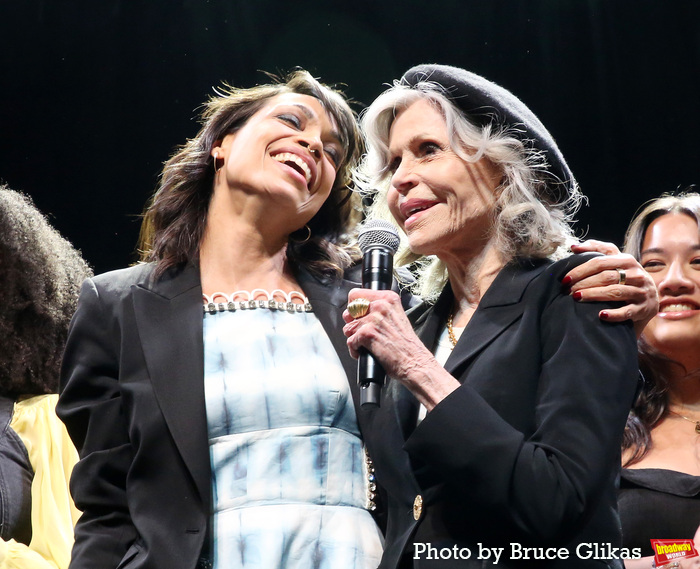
202;289;313;314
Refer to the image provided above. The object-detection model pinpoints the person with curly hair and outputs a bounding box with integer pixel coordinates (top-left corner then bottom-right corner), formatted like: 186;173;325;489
0;185;91;569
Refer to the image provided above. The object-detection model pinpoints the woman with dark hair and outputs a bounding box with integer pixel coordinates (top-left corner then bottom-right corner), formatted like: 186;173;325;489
56;70;384;569
343;64;645;568
617;193;700;569
0;186;91;569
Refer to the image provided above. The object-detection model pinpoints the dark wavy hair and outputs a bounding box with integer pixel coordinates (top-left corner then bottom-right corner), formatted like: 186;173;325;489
0;186;92;397
621;191;700;466
139;70;363;279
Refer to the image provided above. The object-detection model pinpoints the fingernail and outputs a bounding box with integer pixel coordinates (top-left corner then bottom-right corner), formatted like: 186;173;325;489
600;310;609;319
561;275;572;286
572;291;583;301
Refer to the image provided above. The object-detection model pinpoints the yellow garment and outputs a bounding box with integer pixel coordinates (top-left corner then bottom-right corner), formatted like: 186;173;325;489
0;394;80;569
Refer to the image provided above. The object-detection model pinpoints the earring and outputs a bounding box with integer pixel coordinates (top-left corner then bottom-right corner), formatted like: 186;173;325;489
289;225;312;244
213;153;223;173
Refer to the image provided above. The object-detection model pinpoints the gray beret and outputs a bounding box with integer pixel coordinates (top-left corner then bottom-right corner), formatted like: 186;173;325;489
400;63;576;203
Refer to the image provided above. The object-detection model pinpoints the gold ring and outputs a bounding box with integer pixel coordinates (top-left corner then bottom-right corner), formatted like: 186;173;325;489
348;298;371;319
616;268;627;286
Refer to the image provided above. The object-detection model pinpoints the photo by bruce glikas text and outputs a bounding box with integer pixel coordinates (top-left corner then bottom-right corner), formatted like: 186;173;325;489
413;542;642;563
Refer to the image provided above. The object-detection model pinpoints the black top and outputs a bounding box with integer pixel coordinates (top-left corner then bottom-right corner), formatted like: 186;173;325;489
619;468;700;557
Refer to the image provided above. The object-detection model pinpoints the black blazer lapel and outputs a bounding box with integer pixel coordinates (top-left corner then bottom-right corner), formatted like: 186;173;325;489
414;259;548;379
131;264;211;507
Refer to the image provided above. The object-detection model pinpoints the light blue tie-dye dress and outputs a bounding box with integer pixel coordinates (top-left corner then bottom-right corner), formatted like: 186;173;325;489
203;307;384;569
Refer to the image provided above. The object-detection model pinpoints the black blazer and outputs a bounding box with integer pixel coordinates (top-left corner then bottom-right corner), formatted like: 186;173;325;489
357;254;639;569
57;262;361;569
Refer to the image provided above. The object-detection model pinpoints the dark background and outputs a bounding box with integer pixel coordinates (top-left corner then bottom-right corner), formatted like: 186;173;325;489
1;1;698;274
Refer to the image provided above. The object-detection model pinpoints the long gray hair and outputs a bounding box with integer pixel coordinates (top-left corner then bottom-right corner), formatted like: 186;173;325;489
354;82;584;300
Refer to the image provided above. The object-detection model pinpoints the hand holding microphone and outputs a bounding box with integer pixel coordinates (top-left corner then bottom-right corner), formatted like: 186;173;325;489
348;220;400;407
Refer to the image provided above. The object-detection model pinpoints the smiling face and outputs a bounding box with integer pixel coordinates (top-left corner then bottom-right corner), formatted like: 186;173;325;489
641;212;700;357
211;92;344;231
385;99;502;260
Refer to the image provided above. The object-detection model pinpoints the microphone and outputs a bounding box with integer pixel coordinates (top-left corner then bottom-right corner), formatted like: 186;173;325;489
356;219;400;408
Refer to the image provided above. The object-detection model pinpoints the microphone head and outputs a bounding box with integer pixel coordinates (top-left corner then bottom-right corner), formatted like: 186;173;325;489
358;219;400;254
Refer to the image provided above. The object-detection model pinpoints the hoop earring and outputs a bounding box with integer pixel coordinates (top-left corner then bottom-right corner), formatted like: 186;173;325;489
213;153;223;173
289;225;311;244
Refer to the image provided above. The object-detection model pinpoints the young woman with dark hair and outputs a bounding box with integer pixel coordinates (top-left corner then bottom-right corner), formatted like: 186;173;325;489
617;193;700;569
57;71;384;569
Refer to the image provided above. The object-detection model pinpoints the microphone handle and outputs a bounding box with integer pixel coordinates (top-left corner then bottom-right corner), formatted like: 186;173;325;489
358;247;394;408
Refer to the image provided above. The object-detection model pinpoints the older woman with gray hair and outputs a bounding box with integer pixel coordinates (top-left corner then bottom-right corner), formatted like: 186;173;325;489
343;64;646;568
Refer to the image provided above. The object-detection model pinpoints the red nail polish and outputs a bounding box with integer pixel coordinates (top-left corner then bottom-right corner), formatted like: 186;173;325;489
600;311;609;319
572;291;583;301
561;275;572;286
